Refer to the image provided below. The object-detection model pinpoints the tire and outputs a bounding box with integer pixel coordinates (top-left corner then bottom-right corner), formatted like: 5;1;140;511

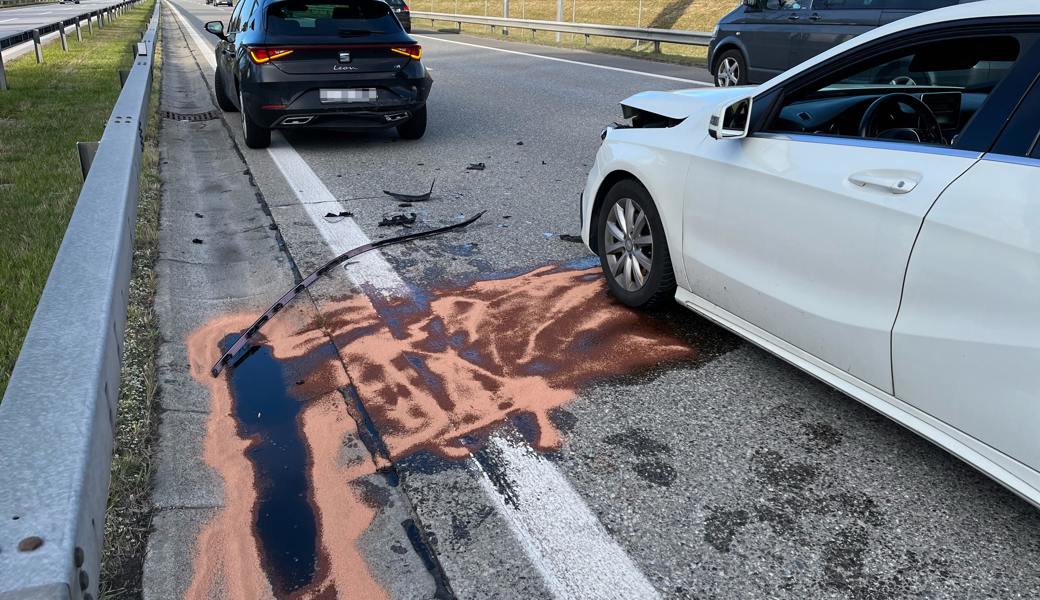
214;69;237;112
396;105;427;140
239;90;271;149
595;179;676;309
713;49;747;87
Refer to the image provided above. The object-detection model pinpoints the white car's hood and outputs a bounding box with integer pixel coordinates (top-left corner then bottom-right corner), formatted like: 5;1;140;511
619;86;755;121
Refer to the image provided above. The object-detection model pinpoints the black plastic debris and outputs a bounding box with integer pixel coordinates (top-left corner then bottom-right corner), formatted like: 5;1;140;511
268;223;278;231
211;211;487;376
466;163;486;171
383;179;435;202
559;234;583;243
192;238;203;244
541;161;547;165
516;141;524;145
324;211;354;218
379;213;417;227
399;202;413;208
194;212;204;218
503;215;511;219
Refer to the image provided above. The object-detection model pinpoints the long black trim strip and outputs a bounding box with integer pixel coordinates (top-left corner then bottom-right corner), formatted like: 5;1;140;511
211;211;486;377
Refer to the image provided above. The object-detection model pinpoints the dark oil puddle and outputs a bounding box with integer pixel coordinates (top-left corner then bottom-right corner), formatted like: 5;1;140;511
222;334;318;597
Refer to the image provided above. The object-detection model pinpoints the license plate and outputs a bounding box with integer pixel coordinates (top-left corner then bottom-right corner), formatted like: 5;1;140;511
320;89;378;103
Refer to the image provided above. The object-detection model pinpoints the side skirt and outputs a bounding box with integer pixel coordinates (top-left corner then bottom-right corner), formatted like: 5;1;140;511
673;286;1040;510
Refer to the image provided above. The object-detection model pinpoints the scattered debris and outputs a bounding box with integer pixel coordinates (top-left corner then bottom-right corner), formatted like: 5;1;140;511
541;161;547;165
211;211;488;376
503;215;512;219
498;224;509;228
268;223;278;231
192;238;203;244
559;234;583;243
324;211;354;218
383;179;435;202
466;163;486;171
194;212;204;218
379;213;417;227
399;202;413;208
516;141;524;146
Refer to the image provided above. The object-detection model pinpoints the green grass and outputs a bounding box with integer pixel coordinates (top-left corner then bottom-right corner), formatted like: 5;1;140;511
0;0;156;399
410;0;736;65
99;14;161;597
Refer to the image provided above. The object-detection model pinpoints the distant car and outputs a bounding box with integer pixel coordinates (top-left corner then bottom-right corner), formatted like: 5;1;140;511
204;0;432;148
583;0;1040;509
707;0;980;87
384;0;410;32
214;0;233;6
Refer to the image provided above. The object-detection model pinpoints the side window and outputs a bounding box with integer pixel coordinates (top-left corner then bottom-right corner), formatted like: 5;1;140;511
242;0;260;29
884;0;958;9
814;0;883;8
764;0;808;10
764;34;1021;147
229;0;246;32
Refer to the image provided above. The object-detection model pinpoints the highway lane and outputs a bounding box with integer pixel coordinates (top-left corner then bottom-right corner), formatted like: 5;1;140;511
0;0;117;39
151;1;1040;597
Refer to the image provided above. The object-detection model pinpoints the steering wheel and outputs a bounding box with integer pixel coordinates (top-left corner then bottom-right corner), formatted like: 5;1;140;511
889;75;917;86
859;93;945;144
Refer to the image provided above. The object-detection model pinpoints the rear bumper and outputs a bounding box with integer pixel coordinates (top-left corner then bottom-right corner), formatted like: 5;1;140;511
241;69;433;129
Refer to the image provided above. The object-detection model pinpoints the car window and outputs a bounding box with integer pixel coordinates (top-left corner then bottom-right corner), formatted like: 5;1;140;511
241;0;260;29
766;35;1021;147
764;0;807;10
813;0;882;9
229;0;246;31
266;0;401;35
883;0;958;9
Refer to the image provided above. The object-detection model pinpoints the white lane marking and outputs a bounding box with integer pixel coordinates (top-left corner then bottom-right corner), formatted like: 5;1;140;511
0;18;17;23
474;435;662;600
169;2;661;596
413;34;712;86
167;0;407;296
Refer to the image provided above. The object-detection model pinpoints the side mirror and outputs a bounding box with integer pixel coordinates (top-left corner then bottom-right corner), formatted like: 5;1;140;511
204;20;226;39
709;96;753;140
742;0;759;7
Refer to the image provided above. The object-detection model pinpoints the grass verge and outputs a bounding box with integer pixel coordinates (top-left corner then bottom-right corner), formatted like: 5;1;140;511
0;0;156;398
409;0;734;67
99;10;162;600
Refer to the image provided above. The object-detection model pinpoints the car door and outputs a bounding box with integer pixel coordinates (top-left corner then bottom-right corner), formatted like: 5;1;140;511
681;27;1031;394
222;0;248;101
742;0;810;81
891;75;1040;474
789;0;881;66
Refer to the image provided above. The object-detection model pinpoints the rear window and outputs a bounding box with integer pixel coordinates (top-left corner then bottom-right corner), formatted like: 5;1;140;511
265;0;401;36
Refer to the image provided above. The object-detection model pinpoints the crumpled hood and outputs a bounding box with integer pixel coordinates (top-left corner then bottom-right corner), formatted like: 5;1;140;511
619;86;755;121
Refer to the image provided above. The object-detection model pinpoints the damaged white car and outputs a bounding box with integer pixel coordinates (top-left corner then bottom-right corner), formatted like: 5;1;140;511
581;0;1040;508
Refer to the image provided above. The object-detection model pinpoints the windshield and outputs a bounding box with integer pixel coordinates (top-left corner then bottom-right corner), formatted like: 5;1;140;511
265;0;401;36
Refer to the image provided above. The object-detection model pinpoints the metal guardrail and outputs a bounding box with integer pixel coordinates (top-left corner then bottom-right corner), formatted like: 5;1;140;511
410;11;713;49
0;0;134;51
0;2;158;598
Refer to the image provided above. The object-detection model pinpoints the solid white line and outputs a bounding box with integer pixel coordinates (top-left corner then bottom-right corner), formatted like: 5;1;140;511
168;3;660;596
474;436;662;600
413;33;712;86
167;0;407;296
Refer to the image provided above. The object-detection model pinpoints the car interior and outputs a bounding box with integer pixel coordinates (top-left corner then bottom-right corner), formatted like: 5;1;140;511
767;36;1021;146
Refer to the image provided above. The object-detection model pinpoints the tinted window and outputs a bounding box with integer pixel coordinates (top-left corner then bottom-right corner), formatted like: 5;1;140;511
266;0;400;35
229;0;247;31
834;36;1018;90
883;0;957;9
814;0;883;8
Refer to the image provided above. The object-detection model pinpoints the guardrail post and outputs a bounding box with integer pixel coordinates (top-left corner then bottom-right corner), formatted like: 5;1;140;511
76;141;99;180
653;40;660;53
59;24;69;52
502;0;508;35
76;17;83;41
88;12;94;34
584;33;589;46
32;28;43;63
0;52;7;92
555;0;562;42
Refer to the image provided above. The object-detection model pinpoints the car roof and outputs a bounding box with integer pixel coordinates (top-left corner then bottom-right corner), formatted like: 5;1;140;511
761;0;1038;90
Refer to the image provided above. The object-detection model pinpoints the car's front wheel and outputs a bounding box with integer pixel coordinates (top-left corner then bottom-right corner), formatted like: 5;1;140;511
596;179;675;309
713;49;747;87
397;105;427;140
239;90;271;149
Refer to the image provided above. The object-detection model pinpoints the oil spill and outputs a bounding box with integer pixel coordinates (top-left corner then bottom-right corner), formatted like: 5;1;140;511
222;335;318;596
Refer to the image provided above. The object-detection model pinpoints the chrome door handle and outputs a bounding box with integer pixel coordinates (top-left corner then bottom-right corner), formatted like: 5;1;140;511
787;14;800;20
809;13;822;21
848;172;919;194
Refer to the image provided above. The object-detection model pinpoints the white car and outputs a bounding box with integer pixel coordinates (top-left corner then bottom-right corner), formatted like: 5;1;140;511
581;0;1040;508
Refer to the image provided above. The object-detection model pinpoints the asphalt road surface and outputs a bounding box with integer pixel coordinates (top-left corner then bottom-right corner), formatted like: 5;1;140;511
144;1;1040;598
0;0;117;40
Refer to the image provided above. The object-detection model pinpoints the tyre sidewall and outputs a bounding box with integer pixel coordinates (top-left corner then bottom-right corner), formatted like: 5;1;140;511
596;180;673;308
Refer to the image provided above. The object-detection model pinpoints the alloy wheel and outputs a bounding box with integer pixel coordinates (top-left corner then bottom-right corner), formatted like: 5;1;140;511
604;197;653;292
716;57;740;87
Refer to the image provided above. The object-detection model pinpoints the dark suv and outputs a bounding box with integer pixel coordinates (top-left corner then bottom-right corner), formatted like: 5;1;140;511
205;0;432;148
707;0;978;87
385;0;411;32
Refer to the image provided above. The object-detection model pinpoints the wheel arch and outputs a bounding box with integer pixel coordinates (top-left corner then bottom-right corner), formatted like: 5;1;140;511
710;38;748;73
589;169;644;255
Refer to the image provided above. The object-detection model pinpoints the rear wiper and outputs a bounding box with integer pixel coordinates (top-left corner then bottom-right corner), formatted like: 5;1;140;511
339;29;376;37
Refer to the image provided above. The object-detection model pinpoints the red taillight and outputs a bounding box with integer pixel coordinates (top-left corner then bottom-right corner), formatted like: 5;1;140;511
390;45;421;60
249;48;294;64
401;3;409;10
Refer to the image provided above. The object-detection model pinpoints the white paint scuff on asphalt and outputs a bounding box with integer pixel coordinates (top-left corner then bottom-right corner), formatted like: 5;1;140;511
474;435;662;599
167;2;662;596
413;33;713;86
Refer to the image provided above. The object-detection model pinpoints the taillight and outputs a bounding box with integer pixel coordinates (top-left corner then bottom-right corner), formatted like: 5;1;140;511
249;48;294;64
401;3;409;10
390;45;421;60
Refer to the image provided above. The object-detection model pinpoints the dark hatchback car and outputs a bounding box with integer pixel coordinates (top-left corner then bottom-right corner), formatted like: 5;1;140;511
386;0;411;32
204;0;432;148
707;0;978;86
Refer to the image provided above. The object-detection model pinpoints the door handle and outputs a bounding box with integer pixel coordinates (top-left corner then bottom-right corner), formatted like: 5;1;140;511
809;12;822;21
848;172;920;194
787;14;800;20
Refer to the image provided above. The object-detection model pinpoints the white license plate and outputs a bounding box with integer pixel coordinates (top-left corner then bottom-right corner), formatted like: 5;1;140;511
320;89;378;103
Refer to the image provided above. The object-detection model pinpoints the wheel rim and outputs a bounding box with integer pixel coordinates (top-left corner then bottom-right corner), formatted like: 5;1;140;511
716;57;740;87
604;197;653;292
